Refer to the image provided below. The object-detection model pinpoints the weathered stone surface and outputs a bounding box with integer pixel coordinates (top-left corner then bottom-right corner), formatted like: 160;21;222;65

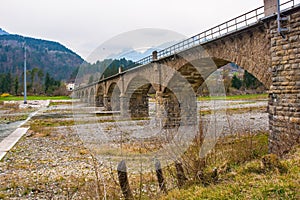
75;5;300;157
269;8;300;156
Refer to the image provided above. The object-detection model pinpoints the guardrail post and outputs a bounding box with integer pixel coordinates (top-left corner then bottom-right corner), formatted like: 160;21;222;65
175;161;187;188
117;160;134;200
155;159;167;193
152;51;158;61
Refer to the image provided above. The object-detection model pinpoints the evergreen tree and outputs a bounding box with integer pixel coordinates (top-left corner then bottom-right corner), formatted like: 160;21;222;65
44;72;61;95
30;68;39;93
69;67;78;82
231;74;242;89
243;70;262;89
0;74;5;93
37;68;44;94
37;68;44;83
45;72;51;93
14;76;19;95
4;73;12;93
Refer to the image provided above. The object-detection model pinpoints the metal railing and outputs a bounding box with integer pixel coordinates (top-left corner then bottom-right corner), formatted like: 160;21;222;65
134;0;299;66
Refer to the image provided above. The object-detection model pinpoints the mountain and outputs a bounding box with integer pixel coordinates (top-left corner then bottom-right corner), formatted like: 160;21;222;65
0;33;83;81
0;28;9;35
110;40;182;61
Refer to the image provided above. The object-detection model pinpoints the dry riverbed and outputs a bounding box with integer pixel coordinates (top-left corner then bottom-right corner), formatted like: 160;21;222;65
0;99;269;199
0;102;37;142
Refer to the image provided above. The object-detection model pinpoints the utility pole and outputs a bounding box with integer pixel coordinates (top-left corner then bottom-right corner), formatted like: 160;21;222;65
24;44;27;104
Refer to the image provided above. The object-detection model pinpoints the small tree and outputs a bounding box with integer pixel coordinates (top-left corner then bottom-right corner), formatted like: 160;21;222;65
4;73;12;93
14;76;19;95
231;75;242;89
37;69;44;94
44;72;61;95
243;70;262;89
44;72;51;94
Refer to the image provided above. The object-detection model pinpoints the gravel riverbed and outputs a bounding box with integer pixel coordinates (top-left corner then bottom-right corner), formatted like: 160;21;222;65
0;99;269;199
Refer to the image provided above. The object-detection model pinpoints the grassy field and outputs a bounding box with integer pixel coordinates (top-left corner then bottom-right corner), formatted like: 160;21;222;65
0;94;266;102
0;95;71;102
198;93;268;101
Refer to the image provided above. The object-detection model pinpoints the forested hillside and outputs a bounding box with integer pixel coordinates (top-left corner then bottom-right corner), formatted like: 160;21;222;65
0;34;83;81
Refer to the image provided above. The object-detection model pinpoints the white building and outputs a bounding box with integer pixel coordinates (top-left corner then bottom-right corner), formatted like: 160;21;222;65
66;83;75;91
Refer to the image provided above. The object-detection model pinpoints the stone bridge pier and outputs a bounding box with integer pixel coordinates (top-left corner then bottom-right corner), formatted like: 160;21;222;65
268;8;300;155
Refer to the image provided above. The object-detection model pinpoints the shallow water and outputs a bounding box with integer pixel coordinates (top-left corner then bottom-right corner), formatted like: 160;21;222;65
0;120;25;142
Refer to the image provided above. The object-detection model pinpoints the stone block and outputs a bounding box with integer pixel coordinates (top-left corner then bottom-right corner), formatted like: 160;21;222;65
290;117;300;124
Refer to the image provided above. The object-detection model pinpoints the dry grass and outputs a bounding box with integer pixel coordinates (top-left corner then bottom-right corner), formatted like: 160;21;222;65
1;102;19;110
160;145;300;200
1;97;298;199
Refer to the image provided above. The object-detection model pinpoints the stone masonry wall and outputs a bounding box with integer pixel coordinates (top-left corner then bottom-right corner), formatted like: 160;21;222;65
268;9;300;156
204;26;272;88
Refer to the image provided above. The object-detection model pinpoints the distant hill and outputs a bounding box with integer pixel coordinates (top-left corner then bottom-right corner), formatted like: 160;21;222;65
0;32;83;81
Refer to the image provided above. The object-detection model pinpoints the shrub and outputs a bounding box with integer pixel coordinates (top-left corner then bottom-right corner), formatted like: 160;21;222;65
1;93;10;97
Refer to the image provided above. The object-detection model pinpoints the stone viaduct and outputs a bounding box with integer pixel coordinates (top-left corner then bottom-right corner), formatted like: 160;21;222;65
74;0;300;156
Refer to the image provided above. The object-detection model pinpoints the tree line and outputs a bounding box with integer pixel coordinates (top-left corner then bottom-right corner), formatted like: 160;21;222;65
0;68;67;96
231;70;263;90
75;58;138;85
198;66;265;96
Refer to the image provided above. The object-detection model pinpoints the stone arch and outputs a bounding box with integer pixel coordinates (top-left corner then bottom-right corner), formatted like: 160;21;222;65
106;82;121;111
160;44;269;98
162;62;199;128
157;49;226;95
96;85;104;107
122;66;161;95
203;28;272;89
125;75;154;118
155;28;271;92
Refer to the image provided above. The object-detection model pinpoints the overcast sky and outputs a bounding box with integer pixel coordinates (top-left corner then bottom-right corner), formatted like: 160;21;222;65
1;0;262;59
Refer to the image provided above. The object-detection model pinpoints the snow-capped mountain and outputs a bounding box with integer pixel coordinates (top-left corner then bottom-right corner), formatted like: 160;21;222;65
111;40;182;61
0;28;9;35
